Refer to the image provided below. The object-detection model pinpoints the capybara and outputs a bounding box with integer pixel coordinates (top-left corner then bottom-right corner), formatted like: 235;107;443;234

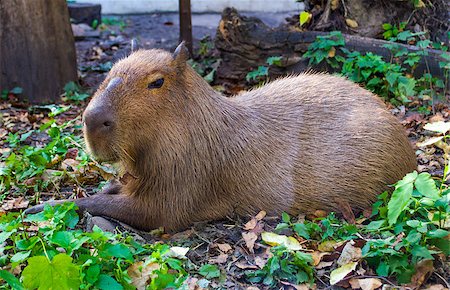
26;42;417;231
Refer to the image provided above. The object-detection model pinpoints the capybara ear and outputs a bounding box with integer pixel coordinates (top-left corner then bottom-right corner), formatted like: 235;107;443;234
172;41;190;69
131;38;140;53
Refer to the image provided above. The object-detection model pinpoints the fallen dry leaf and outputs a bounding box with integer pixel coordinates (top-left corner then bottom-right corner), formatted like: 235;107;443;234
183;277;208;290
244;218;257;230
417;136;445;147
61;158;81;172
429;113;445;123
244;211;266;230
41;169;64;184
331;0;339;10
404;112;424;124
209;253;228;264
127;261;160;290
424;121;450;134
349;278;382;290
246;287;260;290
216;243;232;253
313;210;328;218
409;259;434;288
235;261;258;270
423;285;446;290
318;240;344;252
311;251;330;266
242;232;258;253
328;47;336;58
337;241;362;266
255;210;266;220
280;281;312;290
65;148;78;159
335;199;355;224
2;197;29;211
165;246;189;259
345;18;358;28
0;128;8;138
254;256;266;269
261;232;302;251
316;261;334;269
329;261;358;285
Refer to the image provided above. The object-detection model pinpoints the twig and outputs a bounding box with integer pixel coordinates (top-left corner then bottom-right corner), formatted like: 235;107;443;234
434;272;450;289
340;0;348;17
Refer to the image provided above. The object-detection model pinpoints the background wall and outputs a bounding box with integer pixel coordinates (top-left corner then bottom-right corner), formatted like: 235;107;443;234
74;0;304;14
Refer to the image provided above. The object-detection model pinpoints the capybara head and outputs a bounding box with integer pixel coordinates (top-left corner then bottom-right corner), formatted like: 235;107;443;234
82;43;190;164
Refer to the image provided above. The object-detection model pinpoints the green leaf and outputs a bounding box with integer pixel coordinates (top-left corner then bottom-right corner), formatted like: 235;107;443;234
49;231;74;249
429;238;450;255
0;270;24;290
387;172;417;225
427;229;449;238
266;56;282;66
0;231;14;243
101;243;133;261
386;72;401;87
299;11;311;27
406;220;421;228
10;87;23;95
10;251;31;264
275;222;289;231
199;264;220;279
376;261;389;276
293;223;310;239
281;212;291;223
406;231;422;244
366;220;386;231
22;254;80;290
295;251;314;264
411;245;433;260
86;264;100;284
95;274;123;290
382;23;392;30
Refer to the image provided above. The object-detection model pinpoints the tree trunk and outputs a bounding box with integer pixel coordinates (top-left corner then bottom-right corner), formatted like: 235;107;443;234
215;8;449;86
0;0;77;103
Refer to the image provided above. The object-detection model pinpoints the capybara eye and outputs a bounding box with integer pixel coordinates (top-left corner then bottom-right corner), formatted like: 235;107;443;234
148;78;164;89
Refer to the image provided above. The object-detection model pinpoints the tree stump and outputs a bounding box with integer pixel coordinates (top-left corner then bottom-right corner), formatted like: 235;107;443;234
0;0;77;103
215;8;449;86
68;2;101;26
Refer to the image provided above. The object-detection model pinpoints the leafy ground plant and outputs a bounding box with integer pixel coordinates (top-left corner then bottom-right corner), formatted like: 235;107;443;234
246;56;283;85
62;81;90;103
303;31;448;109
0;109;90;196
188;37;221;84
0;203;190;289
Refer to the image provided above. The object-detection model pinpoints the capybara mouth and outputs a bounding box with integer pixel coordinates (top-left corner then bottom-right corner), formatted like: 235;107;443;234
84;134;119;163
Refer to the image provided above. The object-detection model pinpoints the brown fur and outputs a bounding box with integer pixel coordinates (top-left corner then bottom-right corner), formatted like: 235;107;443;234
27;44;417;231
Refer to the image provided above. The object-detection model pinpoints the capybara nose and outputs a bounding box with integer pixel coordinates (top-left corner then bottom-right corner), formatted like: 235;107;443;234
83;107;115;133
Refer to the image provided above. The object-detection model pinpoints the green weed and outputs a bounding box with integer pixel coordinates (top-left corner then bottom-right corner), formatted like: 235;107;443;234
246;245;314;287
246;56;283;84
303;31;448;108
0;203;190;289
62;81;90;103
0;112;88;196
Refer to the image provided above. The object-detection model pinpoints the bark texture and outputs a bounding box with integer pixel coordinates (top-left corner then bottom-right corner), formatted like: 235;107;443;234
215;8;449;86
0;0;77;103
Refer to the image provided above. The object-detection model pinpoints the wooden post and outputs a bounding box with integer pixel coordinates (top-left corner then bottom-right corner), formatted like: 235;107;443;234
178;0;193;54
0;0;77;103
